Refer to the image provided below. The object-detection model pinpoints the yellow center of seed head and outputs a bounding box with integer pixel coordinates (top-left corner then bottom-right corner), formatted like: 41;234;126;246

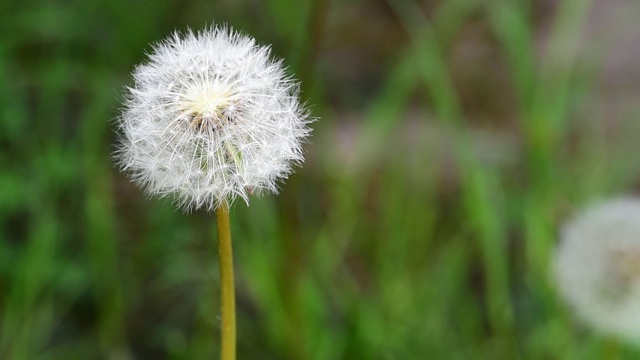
181;84;235;132
612;248;640;285
601;247;640;302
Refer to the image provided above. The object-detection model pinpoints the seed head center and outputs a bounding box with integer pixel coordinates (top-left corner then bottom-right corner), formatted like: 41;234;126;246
611;248;640;285
181;85;236;132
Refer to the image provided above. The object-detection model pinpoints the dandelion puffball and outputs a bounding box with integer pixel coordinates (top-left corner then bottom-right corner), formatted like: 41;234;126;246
553;198;640;343
115;25;311;211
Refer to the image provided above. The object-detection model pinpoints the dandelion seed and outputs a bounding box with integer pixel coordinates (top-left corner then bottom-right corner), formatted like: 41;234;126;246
553;197;640;344
115;25;312;211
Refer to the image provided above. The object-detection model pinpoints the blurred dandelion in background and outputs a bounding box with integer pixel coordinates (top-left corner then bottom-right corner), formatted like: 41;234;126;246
554;198;640;344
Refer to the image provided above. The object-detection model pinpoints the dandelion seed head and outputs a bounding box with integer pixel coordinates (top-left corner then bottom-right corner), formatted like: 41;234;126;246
553;197;640;344
115;25;312;211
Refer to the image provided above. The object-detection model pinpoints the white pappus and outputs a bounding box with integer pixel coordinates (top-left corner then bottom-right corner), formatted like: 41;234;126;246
115;25;312;211
553;198;640;344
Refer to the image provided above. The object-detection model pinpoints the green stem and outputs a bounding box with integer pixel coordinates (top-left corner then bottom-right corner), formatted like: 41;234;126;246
217;202;236;360
603;338;620;360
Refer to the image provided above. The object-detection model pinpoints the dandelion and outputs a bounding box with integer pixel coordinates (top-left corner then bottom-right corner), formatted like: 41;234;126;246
115;26;311;212
114;25;313;360
553;198;640;344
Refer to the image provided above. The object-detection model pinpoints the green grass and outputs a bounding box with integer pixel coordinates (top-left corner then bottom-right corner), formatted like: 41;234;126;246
1;0;640;358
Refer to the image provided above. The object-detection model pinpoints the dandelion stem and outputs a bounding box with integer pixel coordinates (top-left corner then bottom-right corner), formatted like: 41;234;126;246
603;337;620;360
216;202;236;360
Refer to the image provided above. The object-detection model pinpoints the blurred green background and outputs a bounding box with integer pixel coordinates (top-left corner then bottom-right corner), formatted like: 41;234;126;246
2;0;640;358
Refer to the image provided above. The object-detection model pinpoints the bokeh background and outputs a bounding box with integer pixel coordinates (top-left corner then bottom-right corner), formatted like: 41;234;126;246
2;0;640;358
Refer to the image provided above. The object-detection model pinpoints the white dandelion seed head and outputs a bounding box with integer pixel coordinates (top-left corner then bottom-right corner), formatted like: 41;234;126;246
553;197;640;344
114;25;312;211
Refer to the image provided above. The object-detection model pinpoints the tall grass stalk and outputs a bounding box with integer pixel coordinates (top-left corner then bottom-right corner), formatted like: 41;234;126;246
83;75;128;356
387;0;515;340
